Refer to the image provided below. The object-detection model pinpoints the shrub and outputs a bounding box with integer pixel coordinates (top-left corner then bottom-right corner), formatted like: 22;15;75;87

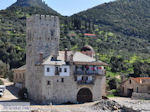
0;79;4;85
108;78;117;90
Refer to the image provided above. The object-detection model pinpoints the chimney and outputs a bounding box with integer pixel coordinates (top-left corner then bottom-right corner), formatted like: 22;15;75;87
65;48;68;62
70;54;73;62
40;52;43;64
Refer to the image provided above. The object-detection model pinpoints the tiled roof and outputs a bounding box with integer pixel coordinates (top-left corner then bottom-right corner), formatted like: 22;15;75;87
84;33;96;36
131;77;150;84
42;51;107;66
13;65;26;71
73;52;95;62
42;55;65;65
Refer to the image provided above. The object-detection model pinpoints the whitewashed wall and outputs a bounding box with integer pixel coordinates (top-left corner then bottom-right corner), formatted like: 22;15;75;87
44;65;70;76
44;65;55;76
59;66;70;76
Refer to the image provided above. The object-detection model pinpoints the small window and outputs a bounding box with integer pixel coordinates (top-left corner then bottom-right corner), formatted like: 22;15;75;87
47;81;50;85
64;68;67;72
82;76;84;81
59;68;62;72
47;68;50;72
56;67;59;75
136;87;139;93
129;80;131;84
74;76;77;81
51;30;54;37
61;78;64;83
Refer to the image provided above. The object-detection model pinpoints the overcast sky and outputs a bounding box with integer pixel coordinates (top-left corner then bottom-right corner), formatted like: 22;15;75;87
0;0;115;16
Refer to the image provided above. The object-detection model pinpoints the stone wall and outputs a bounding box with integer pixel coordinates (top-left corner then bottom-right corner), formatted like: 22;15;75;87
40;74;104;104
132;92;150;100
25;15;105;104
26;15;60;102
13;69;25;88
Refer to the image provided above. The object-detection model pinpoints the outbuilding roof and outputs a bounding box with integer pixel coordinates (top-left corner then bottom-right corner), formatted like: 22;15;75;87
122;77;150;85
13;65;26;71
131;77;150;84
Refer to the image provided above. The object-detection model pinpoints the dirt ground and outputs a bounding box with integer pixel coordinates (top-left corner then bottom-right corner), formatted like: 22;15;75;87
0;78;19;102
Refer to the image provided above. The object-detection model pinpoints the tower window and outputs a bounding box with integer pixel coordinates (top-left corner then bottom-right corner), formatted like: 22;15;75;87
47;81;50;85
61;78;64;83
129;80;131;84
51;30;54;37
55;67;59;75
59;68;62;72
64;68;67;72
47;68;50;72
136;87;139;93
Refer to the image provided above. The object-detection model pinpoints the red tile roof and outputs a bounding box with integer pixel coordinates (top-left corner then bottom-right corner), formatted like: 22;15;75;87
84;33;96;36
131;77;150;84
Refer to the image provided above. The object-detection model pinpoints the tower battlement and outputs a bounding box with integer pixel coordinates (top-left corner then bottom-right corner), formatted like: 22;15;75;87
26;14;60;68
27;14;59;27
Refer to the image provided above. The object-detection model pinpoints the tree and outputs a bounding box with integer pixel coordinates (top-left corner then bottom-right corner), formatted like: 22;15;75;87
110;56;127;72
0;79;4;85
108;78;117;90
0;60;9;78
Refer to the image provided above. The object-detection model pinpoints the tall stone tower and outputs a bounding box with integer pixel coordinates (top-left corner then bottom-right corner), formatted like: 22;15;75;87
25;15;60;101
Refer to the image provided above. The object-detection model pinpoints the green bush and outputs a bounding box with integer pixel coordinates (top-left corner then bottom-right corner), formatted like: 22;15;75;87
0;79;4;85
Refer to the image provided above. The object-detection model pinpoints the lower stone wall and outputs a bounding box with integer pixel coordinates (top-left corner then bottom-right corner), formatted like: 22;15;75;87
132;92;150;100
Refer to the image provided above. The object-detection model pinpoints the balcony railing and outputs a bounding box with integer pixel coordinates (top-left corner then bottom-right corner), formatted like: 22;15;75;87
74;70;106;75
77;80;94;85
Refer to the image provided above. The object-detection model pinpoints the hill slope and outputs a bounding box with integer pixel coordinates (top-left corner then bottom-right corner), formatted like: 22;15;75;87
9;0;59;15
74;0;150;40
0;0;61;68
0;0;150;70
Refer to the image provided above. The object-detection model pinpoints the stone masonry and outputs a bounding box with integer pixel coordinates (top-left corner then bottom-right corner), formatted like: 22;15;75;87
26;15;60;102
25;15;106;104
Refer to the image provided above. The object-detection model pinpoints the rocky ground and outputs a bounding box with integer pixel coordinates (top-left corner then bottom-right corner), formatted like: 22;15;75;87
110;97;150;112
31;98;150;112
31;99;139;112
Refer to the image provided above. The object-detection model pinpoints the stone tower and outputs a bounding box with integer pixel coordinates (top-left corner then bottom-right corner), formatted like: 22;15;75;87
25;15;60;101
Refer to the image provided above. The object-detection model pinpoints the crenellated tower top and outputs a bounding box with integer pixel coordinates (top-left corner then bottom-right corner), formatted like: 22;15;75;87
26;14;60;65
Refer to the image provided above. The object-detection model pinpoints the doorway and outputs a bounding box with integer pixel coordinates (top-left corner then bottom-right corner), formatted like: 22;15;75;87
77;88;93;103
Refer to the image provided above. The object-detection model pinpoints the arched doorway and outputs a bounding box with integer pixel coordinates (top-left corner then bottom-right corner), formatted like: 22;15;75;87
77;88;93;103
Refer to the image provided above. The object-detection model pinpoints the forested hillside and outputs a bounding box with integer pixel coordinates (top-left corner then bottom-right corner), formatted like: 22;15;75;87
75;0;150;40
0;0;61;70
1;0;150;91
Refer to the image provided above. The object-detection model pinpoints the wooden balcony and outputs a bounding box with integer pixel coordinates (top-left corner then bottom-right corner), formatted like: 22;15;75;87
74;70;106;76
77;80;94;85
